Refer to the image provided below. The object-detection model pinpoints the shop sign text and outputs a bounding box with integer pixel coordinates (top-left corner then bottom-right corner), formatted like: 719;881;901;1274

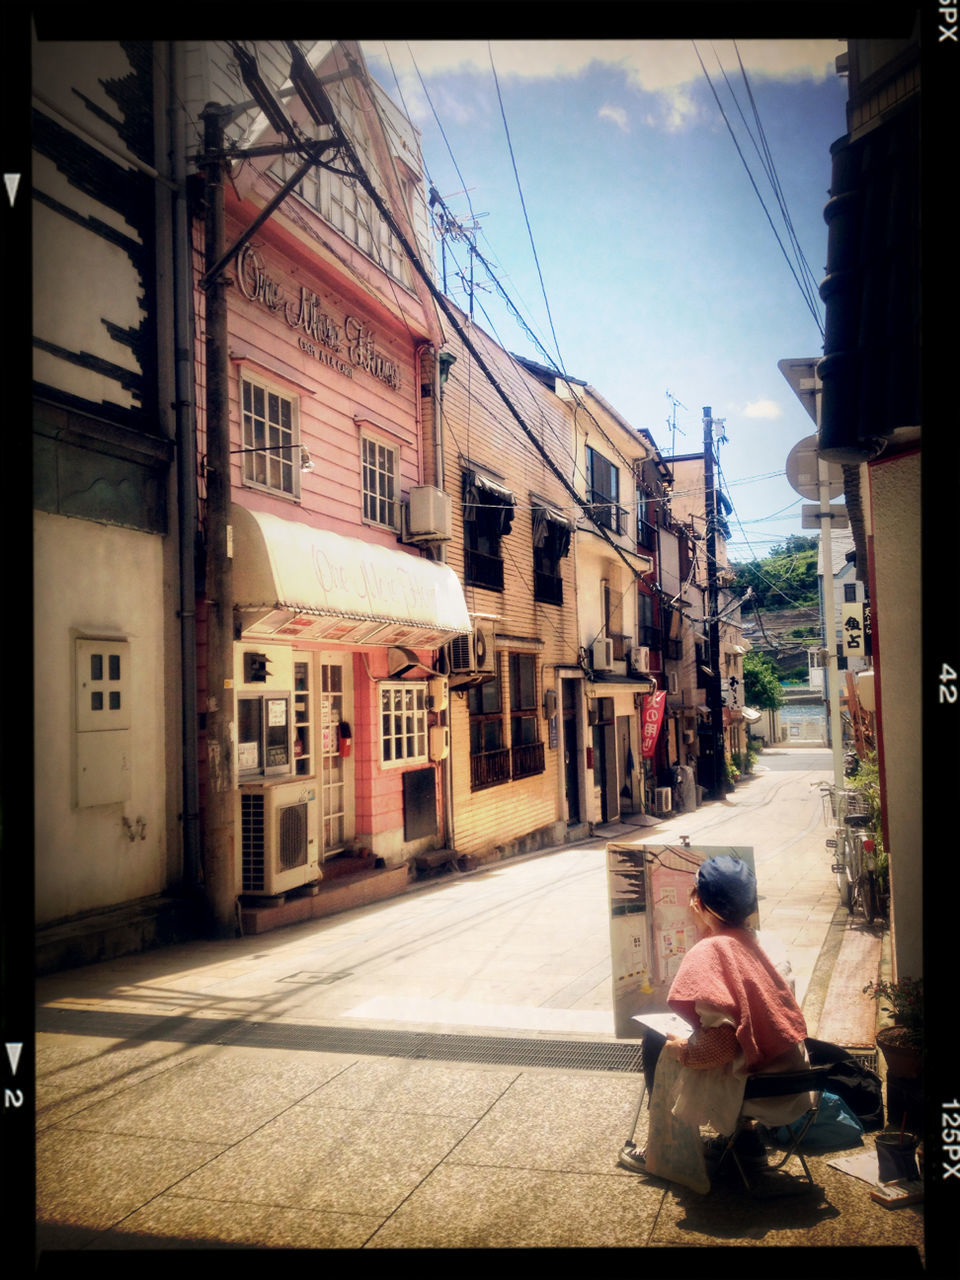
237;244;401;390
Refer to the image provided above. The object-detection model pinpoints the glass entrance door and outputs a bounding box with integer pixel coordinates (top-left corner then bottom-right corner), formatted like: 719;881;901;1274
319;657;354;859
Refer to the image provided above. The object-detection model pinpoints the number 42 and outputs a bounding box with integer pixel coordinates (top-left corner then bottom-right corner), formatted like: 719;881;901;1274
941;664;958;703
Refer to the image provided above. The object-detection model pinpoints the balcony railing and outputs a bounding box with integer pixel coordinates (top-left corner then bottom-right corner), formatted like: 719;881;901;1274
470;746;511;791
464;547;504;592
511;740;545;781
588;490;626;535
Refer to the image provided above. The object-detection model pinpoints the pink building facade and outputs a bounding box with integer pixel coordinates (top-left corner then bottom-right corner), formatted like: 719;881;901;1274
190;42;468;912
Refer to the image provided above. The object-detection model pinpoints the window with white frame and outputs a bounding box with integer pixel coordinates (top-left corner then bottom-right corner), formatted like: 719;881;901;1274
240;373;300;498
380;681;429;766
361;432;399;529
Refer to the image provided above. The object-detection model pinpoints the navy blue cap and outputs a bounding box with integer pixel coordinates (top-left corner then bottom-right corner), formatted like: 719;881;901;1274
695;856;757;925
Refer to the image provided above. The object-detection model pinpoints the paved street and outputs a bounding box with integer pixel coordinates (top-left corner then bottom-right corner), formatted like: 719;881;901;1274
31;749;924;1264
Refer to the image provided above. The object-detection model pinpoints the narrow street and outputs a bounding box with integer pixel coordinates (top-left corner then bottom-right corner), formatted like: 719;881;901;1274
32;746;923;1262
38;750;841;1045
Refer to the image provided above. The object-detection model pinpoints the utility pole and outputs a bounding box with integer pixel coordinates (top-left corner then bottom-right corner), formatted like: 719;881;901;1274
702;406;726;799
199;103;238;936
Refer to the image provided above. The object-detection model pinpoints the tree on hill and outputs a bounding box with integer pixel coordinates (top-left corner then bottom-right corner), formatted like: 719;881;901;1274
730;538;819;612
743;651;785;709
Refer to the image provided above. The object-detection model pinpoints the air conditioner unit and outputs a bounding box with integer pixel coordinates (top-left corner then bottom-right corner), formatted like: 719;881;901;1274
402;485;452;542
592;638;614;671
240;781;320;895
629;646;650;674
654;786;673;815
449;622;496;675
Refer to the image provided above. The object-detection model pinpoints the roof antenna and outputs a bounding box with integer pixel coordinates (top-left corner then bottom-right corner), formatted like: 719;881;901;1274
666;389;687;457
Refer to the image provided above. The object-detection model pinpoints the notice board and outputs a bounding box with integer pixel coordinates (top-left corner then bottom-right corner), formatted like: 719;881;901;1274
607;843;756;1038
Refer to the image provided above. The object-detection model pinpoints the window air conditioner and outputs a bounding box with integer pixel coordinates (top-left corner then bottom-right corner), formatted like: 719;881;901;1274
449;622;496;675
629;645;650;674
240;781;320;895
654;786;673;815
592;638;614;672
402;485;452;542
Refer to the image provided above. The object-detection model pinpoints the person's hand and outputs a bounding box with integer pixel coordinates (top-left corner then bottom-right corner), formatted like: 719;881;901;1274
662;1033;688;1062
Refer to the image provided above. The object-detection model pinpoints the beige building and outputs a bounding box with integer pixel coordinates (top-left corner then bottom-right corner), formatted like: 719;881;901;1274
437;317;582;861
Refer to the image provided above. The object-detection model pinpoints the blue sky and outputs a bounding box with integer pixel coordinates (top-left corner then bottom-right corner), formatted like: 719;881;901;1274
362;39;850;564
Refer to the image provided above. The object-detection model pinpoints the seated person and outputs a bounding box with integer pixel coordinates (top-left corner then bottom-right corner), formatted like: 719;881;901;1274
620;856;813;1191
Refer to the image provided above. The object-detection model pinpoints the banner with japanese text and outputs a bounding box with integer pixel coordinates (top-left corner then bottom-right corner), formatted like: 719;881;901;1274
640;690;667;758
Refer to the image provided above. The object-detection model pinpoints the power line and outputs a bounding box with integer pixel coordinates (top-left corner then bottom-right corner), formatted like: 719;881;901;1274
692;41;824;339
488;43;566;375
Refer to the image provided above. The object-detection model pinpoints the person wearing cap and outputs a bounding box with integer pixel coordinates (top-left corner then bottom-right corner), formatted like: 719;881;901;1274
620;856;813;1191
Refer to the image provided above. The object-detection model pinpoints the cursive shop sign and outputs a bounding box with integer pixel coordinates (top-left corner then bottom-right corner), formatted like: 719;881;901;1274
312;541;434;622
237;244;402;390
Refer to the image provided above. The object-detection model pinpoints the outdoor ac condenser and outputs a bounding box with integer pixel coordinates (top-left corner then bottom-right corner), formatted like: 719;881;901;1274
592;638;614;672
240;781;320;895
654;786;673;814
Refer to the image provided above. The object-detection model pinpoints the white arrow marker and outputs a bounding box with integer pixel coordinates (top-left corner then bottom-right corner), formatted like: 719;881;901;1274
4;174;22;207
5;1043;23;1074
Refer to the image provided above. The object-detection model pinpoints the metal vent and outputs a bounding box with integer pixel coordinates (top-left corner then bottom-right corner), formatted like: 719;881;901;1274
241;792;266;892
277;802;308;870
37;1006;645;1075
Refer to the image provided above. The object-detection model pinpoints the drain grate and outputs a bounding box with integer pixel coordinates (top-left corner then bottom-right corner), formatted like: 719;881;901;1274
37;1005;643;1074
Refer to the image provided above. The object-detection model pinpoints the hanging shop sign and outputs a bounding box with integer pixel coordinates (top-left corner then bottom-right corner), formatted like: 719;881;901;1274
640;690;667;758
842;601;865;656
237;244;402;390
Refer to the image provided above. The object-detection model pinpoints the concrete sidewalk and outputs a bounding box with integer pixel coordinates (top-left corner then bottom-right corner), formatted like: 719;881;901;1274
32;801;923;1264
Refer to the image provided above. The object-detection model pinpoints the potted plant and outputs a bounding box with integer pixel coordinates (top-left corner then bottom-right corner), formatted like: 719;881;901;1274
863;976;923;1078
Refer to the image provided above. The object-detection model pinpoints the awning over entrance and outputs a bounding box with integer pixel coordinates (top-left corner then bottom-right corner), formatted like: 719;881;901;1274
231;505;471;647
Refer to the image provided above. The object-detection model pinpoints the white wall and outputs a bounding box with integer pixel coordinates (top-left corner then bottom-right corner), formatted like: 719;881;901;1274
34;512;171;924
870;452;921;980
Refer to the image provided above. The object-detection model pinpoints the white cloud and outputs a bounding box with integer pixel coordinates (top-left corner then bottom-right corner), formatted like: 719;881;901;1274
598;104;629;132
742;399;784;420
364;38;843;134
368;38;842;89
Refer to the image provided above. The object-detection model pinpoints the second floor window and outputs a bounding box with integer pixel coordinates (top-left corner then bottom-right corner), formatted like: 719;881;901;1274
532;506;572;605
240;375;300;499
362;434;399;529
587;446;623;533
463;470;515;592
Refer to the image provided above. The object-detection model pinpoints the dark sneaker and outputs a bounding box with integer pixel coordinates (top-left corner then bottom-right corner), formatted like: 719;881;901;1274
618;1142;647;1173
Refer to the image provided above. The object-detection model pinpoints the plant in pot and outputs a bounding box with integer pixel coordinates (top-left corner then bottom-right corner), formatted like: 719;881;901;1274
863;976;923;1079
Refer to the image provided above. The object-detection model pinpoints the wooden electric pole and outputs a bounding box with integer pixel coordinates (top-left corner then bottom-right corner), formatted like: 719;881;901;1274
199;103;238;936
702;406;726;799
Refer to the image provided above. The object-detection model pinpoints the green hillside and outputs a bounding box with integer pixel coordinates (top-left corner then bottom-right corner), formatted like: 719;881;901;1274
730;535;822;684
729;534;819;612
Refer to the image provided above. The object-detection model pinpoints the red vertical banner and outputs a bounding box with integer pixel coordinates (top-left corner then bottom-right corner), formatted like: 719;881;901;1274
640;690;667;758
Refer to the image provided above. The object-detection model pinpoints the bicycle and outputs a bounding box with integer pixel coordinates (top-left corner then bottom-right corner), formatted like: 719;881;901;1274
819;783;880;923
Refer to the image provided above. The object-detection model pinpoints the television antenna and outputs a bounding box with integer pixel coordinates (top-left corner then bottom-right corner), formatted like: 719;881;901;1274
665;390;687;456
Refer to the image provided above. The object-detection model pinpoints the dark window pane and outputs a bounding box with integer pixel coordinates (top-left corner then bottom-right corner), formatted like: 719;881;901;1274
108;654;121;680
91;654;103;681
91;692;103;710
